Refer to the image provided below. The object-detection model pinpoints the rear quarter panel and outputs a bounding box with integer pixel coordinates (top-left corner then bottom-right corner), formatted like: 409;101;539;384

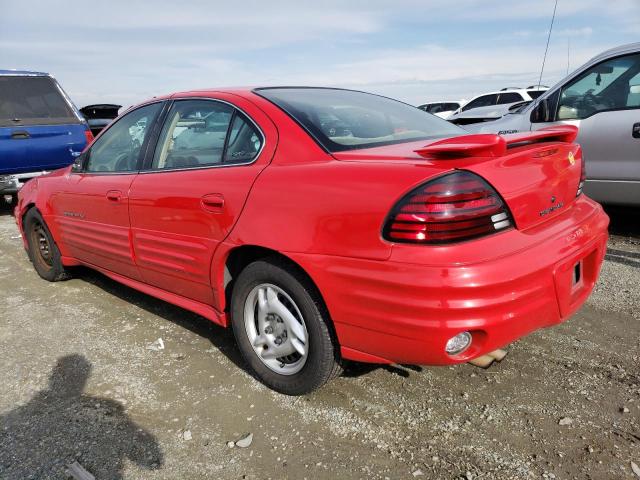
226;159;449;260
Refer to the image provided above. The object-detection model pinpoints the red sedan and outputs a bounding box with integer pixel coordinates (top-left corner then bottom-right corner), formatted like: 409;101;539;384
15;87;609;395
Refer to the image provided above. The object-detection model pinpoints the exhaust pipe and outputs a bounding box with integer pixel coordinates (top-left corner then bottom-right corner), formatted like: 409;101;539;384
468;348;508;368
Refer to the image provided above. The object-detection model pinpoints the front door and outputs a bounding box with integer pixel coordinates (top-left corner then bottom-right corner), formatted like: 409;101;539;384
532;53;640;188
128;96;276;306
49;102;163;279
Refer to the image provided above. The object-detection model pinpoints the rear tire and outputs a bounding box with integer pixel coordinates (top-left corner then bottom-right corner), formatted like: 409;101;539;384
230;258;341;395
24;208;70;282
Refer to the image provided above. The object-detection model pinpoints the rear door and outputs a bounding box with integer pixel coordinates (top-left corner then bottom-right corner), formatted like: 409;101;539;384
50;102;164;279
128;94;277;306
0;75;86;174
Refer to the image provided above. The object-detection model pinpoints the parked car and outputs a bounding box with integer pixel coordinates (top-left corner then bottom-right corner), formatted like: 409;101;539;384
15;87;608;395
457;43;640;206
417;100;465;119
0;70;93;199
80;104;121;136
447;86;548;125
445;101;530;126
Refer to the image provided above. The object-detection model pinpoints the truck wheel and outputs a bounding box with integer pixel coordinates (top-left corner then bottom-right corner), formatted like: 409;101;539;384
24;208;70;282
231;258;341;395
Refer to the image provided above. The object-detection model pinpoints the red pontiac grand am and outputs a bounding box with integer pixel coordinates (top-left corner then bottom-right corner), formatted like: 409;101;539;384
15;87;609;395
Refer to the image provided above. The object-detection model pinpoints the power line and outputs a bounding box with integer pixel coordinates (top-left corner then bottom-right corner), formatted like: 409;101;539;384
538;0;558;87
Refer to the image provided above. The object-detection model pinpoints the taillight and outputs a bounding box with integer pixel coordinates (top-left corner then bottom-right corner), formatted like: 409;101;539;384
383;171;513;244
577;154;586;197
84;129;94;145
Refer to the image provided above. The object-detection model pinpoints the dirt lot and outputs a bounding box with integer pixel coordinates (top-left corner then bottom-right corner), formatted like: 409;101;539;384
0;201;638;480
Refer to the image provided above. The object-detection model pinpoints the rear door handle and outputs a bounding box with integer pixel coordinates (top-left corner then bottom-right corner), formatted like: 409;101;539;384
633;123;640;139
11;130;30;139
201;193;225;212
106;190;123;202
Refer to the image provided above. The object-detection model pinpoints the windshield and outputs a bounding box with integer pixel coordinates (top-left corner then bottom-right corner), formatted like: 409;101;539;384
256;88;464;152
0;76;78;127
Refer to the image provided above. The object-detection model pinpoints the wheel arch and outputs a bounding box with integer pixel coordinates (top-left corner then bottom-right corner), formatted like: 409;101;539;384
218;244;340;347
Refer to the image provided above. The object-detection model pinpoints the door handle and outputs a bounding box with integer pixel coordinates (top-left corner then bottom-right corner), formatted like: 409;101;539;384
633;123;640;139
106;190;123;202
11;130;30;139
201;193;225;212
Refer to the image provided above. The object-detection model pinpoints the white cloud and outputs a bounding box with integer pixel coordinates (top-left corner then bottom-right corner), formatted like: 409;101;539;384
0;0;637;106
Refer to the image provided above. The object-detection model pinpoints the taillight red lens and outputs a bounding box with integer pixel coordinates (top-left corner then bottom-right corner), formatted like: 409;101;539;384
84;129;94;145
577;154;586;197
383;171;513;244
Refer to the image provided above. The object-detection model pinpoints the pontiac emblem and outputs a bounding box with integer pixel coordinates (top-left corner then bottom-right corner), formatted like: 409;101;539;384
550;195;556;203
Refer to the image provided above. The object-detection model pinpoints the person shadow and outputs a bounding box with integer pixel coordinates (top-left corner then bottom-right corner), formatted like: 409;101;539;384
0;354;163;479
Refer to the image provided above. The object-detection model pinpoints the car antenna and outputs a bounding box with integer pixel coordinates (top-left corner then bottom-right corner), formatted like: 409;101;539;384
537;0;558;88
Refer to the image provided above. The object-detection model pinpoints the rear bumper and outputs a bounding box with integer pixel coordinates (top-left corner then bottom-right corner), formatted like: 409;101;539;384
288;196;609;365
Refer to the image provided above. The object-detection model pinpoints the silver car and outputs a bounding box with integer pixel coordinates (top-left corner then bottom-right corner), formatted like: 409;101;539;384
463;42;640;206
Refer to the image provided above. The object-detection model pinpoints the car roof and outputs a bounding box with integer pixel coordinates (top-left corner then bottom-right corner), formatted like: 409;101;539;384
421;100;463;105
470;87;547;97
590;42;640;62
0;69;50;76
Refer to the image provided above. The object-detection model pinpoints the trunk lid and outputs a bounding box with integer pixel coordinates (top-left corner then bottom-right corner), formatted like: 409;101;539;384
333;126;583;231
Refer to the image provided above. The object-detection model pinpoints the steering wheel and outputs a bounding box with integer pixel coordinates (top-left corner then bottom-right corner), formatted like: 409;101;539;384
114;151;134;171
576;89;614;117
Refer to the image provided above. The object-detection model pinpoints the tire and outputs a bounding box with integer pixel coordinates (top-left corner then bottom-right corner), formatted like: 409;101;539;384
24;208;70;282
231;258;341;395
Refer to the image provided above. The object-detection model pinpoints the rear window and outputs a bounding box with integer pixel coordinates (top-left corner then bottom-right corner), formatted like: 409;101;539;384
497;92;524;104
461;94;498;111
0;76;78;127
256;88;464;152
527;90;546;99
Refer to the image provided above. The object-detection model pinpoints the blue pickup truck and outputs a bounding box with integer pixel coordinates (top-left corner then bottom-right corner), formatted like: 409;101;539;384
0;70;93;199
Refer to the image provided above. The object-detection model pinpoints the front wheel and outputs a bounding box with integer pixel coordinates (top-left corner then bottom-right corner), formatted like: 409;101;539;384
24;208;70;282
230;259;341;395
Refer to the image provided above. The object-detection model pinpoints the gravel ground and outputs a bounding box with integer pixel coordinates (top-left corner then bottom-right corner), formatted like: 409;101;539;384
0;200;638;480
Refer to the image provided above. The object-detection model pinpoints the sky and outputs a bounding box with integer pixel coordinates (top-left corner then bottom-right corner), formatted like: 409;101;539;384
1;0;639;108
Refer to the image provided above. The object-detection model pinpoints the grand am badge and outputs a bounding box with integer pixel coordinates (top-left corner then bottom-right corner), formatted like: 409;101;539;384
539;195;564;217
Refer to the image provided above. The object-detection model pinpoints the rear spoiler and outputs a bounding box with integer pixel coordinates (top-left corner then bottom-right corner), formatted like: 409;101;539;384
415;125;578;159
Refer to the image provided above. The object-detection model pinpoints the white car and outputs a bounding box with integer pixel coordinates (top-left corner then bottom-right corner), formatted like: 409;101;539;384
447;86;548;125
417;100;465;119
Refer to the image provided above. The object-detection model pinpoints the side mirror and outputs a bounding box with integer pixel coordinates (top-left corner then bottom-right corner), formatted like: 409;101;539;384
71;154;85;173
530;98;550;123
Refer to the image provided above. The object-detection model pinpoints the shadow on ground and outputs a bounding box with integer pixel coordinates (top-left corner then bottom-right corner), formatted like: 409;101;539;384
74;268;413;382
0;198;14;217
603;204;640;237
0;354;163;479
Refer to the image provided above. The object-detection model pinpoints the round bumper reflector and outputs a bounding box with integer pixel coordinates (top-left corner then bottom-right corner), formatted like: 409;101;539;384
445;332;472;355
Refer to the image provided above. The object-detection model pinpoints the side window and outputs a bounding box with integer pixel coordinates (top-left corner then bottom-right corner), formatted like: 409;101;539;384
224;113;263;164
627;71;640;107
497;92;524;104
557;53;640;120
85;103;161;172
462;94;497;112
152;100;233;169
